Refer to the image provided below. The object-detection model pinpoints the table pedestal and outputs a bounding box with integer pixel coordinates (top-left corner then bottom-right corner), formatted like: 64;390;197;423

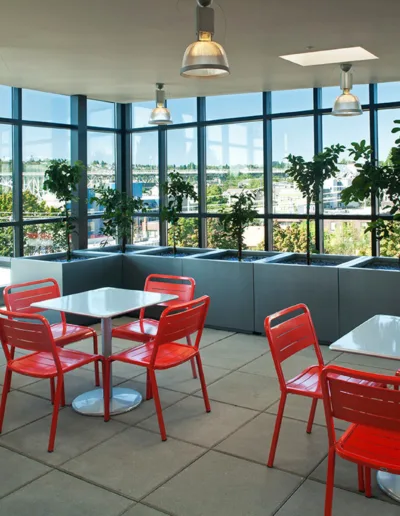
72;317;142;416
377;471;400;502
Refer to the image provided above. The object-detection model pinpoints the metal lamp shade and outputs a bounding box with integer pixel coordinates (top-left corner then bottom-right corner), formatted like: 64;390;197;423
181;40;230;78
148;106;173;125
332;92;362;116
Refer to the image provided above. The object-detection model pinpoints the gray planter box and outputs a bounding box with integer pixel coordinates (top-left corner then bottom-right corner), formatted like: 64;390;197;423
82;244;160;254
182;250;280;333
10;251;123;325
254;253;355;343
338;256;400;336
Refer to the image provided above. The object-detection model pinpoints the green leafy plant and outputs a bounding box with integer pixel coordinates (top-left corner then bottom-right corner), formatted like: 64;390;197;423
286;144;345;265
220;189;259;262
91;187;146;253
161;172;198;256
43;159;85;261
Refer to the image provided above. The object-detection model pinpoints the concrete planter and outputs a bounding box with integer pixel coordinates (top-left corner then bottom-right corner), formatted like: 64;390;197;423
10;251;123;325
338;256;400;336
182;250;280;333
254;253;355;343
82;244;160;254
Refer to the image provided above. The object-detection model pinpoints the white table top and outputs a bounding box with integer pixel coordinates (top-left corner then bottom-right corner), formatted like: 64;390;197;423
330;314;400;360
31;287;178;319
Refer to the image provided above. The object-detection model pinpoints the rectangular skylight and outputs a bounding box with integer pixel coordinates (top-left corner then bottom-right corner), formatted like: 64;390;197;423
280;47;378;67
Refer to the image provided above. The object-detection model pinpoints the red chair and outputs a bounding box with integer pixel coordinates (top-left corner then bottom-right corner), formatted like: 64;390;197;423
112;274;198;378
105;296;211;440
321;365;400;516
4;278;100;390
264;304;382;469
0;309;107;452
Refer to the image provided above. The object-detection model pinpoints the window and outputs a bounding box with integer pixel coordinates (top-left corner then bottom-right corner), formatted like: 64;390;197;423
88;218;116;248
0;124;13;222
207;217;264;251
272;116;314;214
168;218;199;248
206;122;263;214
23;222;67;256
132;101;154;128
132;131;158;205
0;86;12;118
87;100;115;128
87;132;116;214
167;98;197;124
133;216;160;245
0;227;14;257
206;93;262;120
378;82;400;104
271;88;313;113
324;220;370;256
22;90;71;124
22;127;71;219
273;219;315;253
378;108;400;164
322;84;369;109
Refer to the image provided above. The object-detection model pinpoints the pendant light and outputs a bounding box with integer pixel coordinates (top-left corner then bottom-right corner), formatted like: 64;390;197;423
148;84;173;125
181;0;230;78
332;64;362;116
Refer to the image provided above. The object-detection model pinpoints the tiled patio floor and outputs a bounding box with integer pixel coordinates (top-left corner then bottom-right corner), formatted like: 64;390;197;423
0;321;399;515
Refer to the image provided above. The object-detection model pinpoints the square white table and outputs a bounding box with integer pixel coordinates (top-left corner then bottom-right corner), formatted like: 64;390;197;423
330;314;400;502
32;287;178;416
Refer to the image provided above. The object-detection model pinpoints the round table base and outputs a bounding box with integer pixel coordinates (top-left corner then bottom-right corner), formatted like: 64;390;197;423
72;388;142;416
377;471;400;502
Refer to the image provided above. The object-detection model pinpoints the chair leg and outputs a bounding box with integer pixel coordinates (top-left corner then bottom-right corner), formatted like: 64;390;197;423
102;360;110;422
196;354;211;413
93;333;100;387
306;398;318;434
149;369;167;441
186;336;197;379
0;368;12;433
50;378;55;405
146;370;153;400
8;347;15;393
357;465;365;492
325;447;336;516
267;392;287;468
48;376;63;452
365;467;372;498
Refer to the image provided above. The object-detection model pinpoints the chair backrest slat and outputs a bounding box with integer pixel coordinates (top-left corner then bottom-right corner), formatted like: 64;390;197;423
4;278;60;316
144;274;195;308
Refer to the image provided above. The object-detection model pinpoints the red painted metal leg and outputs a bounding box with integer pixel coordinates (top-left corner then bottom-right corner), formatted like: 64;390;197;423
8;347;15;393
93;333;100;387
306;398;318;434
267;392;287;468
196;354;211;413
146;370;153;400
365;467;372;498
48;376;63;452
325;447;336;516
187;336;197;379
50;378;55;405
102;360;110;422
357;465;365;492
149;369;167;441
0;368;12;433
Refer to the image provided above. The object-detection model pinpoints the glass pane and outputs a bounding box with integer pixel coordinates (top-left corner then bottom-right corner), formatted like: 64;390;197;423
22;90;71;124
324;220;370;255
207;217;236;249
272;116;314;214
379;226;400;258
88;218;116;248
87;100;115;128
273;219;315;253
245;219;265;250
168;218;199;248
167;128;198;213
133;216;160;245
132;131;158;206
87;132;116;214
378;108;400;164
322;84;369;109
0;124;13;222
132;101;154;128
167;98;197;124
206;122;263;213
378;82;400;104
23;222;67;256
22;127;71;219
0;227;14;257
0;86;12;118
206;93;262;120
271;89;313;113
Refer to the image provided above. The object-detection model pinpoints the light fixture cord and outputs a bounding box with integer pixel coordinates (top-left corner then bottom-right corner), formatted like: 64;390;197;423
214;1;227;44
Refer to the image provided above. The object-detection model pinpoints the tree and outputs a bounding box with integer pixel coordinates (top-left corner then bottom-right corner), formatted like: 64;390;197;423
167;217;199;248
286;144;344;264
273;221;311;253
324;222;370;256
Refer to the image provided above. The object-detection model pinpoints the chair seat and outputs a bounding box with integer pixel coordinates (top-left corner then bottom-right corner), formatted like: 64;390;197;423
51;323;95;346
9;348;98;378
112;342;197;369
337;424;400;473
112;319;159;343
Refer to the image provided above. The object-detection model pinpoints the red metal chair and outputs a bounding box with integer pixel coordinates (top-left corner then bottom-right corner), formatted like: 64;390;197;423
4;278;100;390
321;365;400;516
0;309;107;452
112;274;198;378
105;296;211;440
264;304;382;469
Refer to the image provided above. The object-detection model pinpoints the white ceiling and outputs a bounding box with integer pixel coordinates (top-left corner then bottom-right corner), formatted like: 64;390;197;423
0;0;399;102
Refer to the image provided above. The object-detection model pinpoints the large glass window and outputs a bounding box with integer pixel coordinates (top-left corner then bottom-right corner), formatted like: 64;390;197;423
322;84;369;109
132;131;158;206
378;82;400;104
132;101;154;128
271;88;313;113
168;218;199;248
23;222;67;256
206;93;262;120
324;220;370;256
87;100;115;128
0;124;13;222
273;219;315;253
133;216;160;245
0;86;12;118
87;132;116;214
167;98;197;124
88;218;116;248
22;90;71;124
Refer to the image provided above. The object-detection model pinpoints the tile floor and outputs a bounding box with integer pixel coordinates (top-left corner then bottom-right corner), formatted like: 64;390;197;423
0;320;399;515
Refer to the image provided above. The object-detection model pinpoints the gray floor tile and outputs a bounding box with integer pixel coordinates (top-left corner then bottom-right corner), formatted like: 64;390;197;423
1;408;127;465
331;352;399;371
0;447;50;498
217;412;328;476
202;370;281;410
145;450;302;516
276;479;399;516
82;358;145;380
134;363;229;395
298;345;343;363
200;328;235;347
123;504;171;516
0;390;53;434
63;426;205;499
0;365;41;389
331;359;399;376
112;316;137;327
138;396;257;447
239;352;320;381
0;470;132;516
